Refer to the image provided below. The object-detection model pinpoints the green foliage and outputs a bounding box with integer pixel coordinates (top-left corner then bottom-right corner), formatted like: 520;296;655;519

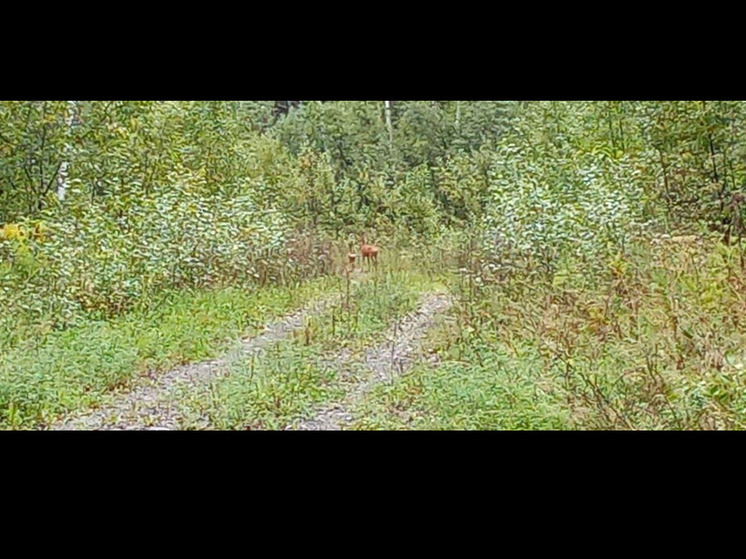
394;101;513;167
481;130;645;271
269;101;515;234
0;102;338;344
0;101;73;218
5;100;746;430
377;164;441;237
0;186;312;338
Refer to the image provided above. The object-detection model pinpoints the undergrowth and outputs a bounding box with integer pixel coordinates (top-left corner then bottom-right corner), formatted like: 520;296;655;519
0;276;338;429
351;233;746;430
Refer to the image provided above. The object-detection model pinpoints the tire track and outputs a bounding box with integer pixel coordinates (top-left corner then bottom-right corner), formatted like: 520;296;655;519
286;291;452;430
50;294;342;430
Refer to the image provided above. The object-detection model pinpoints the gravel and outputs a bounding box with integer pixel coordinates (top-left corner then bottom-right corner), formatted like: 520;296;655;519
49;294;341;430
288;291;452;430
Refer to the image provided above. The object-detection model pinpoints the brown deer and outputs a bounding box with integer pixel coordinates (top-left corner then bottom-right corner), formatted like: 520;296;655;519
360;234;380;272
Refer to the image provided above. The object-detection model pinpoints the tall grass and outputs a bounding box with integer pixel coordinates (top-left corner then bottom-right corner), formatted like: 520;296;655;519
350;232;746;430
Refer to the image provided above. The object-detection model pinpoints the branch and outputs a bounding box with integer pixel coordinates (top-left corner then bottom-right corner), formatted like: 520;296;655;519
42;160;63;196
23;165;35;193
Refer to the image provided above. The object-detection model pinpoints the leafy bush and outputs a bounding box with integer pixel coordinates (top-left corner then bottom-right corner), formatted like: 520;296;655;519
0;109;333;349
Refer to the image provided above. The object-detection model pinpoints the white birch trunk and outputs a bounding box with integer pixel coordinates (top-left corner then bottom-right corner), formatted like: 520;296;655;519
57;100;78;201
384;101;393;144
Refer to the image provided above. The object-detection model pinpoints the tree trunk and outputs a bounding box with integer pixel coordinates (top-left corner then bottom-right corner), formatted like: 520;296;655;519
384;101;393;145
56;101;78;201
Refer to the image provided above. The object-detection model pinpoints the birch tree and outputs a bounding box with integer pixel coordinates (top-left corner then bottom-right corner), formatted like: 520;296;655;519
384;101;393;144
56;101;79;201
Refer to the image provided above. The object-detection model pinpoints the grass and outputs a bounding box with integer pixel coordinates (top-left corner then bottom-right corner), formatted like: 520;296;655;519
349;314;571;430
350;234;746;430
9;230;743;431
181;269;442;430
0;276;340;429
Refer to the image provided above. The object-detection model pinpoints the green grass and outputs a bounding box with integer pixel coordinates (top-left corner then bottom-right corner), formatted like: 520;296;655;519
0;276;339;429
349;316;572;430
185;269;442;429
348;236;746;430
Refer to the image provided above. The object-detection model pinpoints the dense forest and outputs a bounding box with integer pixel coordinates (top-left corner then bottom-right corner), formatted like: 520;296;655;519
2;100;746;430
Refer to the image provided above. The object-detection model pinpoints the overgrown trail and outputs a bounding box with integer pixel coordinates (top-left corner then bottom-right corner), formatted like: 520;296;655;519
50;295;341;430
49;271;452;431
286;291;452;430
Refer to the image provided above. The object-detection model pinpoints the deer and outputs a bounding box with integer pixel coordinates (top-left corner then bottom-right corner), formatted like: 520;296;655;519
360;234;380;272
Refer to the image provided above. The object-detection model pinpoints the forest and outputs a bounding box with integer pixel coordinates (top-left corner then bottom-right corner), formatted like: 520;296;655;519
1;100;745;430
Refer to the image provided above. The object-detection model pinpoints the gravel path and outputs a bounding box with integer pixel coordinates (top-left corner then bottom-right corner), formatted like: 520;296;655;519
50;295;341;430
286;291;452;430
